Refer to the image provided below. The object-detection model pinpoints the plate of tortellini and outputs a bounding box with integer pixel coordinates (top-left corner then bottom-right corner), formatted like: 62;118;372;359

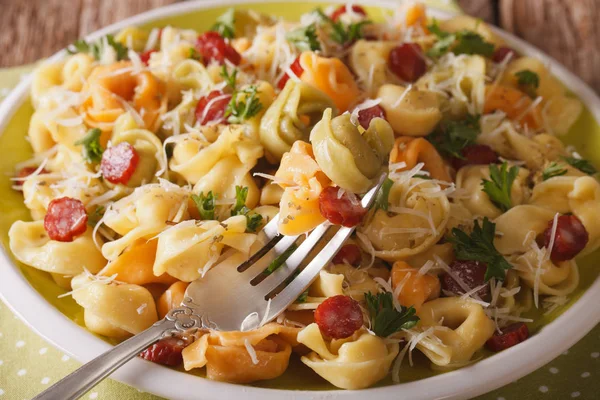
1;1;599;399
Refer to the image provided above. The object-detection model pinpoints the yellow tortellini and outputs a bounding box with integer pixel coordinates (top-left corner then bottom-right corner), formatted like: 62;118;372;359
439;15;503;47
171;59;214;92
153;216;257;282
259;80;337;162
298;324;399;390
529;175;600;255
378;84;443;137
101;182;190;260
417;297;495;366
349;40;396;95
287;270;344;311
494;205;556;255
456;165;530;219
9;221;106;276
114;27;149;52
358;177;450;261
310;108;394;193
28;107;89;153
71;273;158;339
510;251;579;297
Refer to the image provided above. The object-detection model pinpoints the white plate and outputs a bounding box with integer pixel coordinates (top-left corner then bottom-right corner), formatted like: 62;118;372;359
1;1;599;399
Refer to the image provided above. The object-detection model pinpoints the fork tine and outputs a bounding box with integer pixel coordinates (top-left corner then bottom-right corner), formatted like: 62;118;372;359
256;222;331;295
238;233;300;279
260;173;387;322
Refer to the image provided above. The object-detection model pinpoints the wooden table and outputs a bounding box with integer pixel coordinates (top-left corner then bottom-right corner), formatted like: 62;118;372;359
1;0;599;92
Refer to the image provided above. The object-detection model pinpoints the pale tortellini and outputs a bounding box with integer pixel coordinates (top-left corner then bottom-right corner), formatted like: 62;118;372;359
455;165;530;219
287;270;344;311
377;84;442;136
358;177;451;261
298;324;399;390
101;182;190;260
259;80;337;162
71;273;158;339
510;251;580;297
28;108;89;153
417;297;495;366
171;59;214;92
349;40;396;96
9;221;106;276
529;175;600;255
310;108;394;193
182;323;299;383
494;205;556;255
153;215;257;282
114;27;149;52
439;15;503;47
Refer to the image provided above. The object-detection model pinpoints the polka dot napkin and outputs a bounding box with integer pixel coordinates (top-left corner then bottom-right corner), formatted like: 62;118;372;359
0;57;598;400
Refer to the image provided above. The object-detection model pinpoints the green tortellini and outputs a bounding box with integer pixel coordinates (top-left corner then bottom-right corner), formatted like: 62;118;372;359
310;108;394;193
259;80;337;162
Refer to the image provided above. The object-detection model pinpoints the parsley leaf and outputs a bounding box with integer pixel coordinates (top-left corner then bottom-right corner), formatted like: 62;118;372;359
413;174;432;180
67;35;128;61
364;291;419;337
231;186;263;233
542;162;567;181
226;86;263;124
211;8;236;39
189;47;201;60
220;65;238;90
296;289;309;303
448;217;512;281
286;23;322;51
374;178;394;211
426;20;494;58
562;156;598;175
87;206;105;227
314;8;369;45
481;162;520;212
191;192;216;220
515;69;539;97
67;39;91;55
264;244;298;275
428;114;480;159
75;128;104;164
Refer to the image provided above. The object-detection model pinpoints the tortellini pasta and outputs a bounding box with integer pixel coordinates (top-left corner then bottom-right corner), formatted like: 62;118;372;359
298;324;399;389
349;40;396;95
259;79;337;161
310;108;394;193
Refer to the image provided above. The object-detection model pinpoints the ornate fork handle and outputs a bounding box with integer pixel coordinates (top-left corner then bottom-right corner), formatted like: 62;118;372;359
33;304;204;400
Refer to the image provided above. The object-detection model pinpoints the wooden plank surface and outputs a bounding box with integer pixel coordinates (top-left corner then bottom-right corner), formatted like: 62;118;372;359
0;0;599;93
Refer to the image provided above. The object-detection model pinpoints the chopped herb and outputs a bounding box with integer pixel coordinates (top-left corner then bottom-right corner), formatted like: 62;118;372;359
562;156;597;175
481;162;520;212
364;291;419;337
448;217;512;281
211;8;236;39
75;128;104;164
87;206;105;227
191;192;216;220
296;289;309;303
189;47;201;60
314;8;369;45
427;20;494;58
286;23;321;51
374;178;393;211
220;65;238;90
226;86;263;124
428;114;480;159
68;34;128;61
413;174;432;180
264;244;298;275
515;69;539;97
542;162;567;181
231;186;263;233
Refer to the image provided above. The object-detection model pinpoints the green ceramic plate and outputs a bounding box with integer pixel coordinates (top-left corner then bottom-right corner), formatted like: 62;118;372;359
0;1;599;399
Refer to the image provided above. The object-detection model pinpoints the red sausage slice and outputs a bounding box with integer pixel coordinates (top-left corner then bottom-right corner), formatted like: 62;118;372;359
486;322;529;352
140;338;186;366
101;142;140;185
491;46;518;63
195;90;232;125
441;260;491;300
388;43;427;83
357;105;386;130
319;186;368;227
315;295;364;339
44;197;88;242
332;244;362;266
543;215;589;262
195;31;241;66
451;144;499;170
14;166;48;190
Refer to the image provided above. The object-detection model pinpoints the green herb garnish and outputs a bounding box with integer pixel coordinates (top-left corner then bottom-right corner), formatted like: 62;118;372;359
191;192;216;220
515;69;540;97
413;174;432;180
315;8;369;45
68;35;128;61
562;156;597;175
226;86;263;124
286;23;322;51
364;292;419;337
427;20;495;58
374;178;393;211
264;244;298;275
189;47;201;60
481;162;520;212
428;114;480;159
75;128;104;164
220;65;238;90
448;217;512;281
542;162;567;181
211;8;236;39
296;289;309;303
231;186;263;233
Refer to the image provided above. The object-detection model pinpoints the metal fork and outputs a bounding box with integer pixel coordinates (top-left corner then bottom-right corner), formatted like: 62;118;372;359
33;173;387;400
